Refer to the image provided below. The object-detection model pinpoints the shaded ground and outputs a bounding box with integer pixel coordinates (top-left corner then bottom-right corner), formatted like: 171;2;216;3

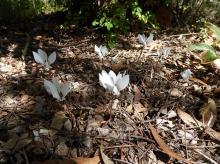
0;17;220;164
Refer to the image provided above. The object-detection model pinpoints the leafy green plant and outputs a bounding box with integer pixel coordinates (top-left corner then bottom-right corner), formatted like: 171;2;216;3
92;0;156;48
207;23;220;43
189;23;220;63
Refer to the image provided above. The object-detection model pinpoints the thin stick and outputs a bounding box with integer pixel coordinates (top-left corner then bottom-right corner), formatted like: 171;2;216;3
186;145;220;149
184;124;189;159
105;145;136;149
136;47;144;62
112;158;133;164
194;149;218;164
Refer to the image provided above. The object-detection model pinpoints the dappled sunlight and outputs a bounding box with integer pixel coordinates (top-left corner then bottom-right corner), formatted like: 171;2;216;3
0;1;220;162
1;27;220;163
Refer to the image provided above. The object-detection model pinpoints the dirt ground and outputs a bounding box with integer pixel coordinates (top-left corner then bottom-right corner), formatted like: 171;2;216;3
0;20;220;164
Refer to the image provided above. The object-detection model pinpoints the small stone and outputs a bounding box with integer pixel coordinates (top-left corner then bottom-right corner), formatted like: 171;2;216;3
39;129;49;136
213;58;220;69
170;88;183;97
64;119;72;131
97;127;110;136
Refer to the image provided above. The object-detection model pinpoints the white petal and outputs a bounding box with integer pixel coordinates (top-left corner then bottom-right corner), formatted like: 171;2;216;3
60;82;71;99
44;80;52;94
162;48;170;59
138;34;146;45
38;49;47;58
112;86;120;95
95;45;99;52
115;72;122;83
99;70;114;90
44;79;61;101
108;70;117;84
116;74;129;91
44;62;51;69
180;69;193;81
33;51;46;65
100;45;108;56
146;33;154;44
52;77;61;92
104;83;115;92
95;45;103;58
48;51;56;65
99;73;105;88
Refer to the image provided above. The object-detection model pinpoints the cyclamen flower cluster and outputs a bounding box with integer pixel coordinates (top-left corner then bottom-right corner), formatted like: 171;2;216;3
137;33;154;46
94;45;108;59
44;77;71;102
32;48;129;101
32;49;72;101
180;69;193;81
32;49;56;68
99;70;130;95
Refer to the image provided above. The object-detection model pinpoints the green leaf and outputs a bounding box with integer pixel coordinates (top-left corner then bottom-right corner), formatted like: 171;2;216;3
202;50;218;63
100;17;106;25
108;33;116;48
105;21;113;31
188;43;215;54
92;20;99;26
207;23;220;42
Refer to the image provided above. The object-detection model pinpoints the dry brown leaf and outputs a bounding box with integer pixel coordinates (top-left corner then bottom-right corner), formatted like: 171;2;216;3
205;127;220;141
14;138;32;151
126;102;148;119
100;148;114;164
199;98;217;127
133;84;141;102
95;104;109;114
148;124;191;163
50;111;68;130
189;77;207;85
34;156;100;164
111;60;128;72
20;94;29;104
177;108;220;141
170;88;183;97
133;102;148;116
73;156;100;164
213;86;220;94
32;160;70;164
126;104;133;113
176;108;202;127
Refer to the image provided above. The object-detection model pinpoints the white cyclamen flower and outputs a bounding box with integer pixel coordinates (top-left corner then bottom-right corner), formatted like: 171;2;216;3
44;77;71;101
95;45;108;59
99;70;129;95
33;49;56;68
180;69;193;81
137;33;154;46
161;48;170;59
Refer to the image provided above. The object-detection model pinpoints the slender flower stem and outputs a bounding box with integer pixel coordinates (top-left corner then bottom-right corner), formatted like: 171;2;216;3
136;46;144;62
108;94;114;120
